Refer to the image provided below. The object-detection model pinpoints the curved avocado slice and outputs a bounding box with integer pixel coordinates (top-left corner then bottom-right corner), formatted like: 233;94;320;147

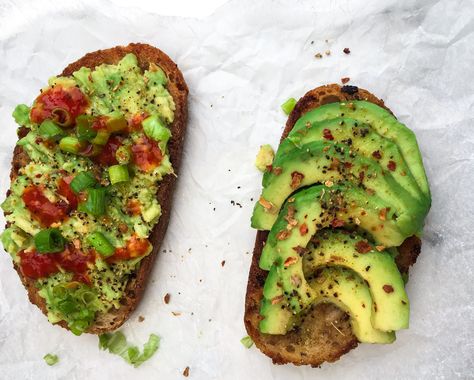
289;100;430;200
304;230;409;332
277;117;428;210
259;184;409;316
260;184;406;270
308;267;396;343
252;141;425;234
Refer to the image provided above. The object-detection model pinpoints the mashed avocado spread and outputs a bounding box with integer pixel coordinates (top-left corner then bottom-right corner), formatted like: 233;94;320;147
1;54;175;334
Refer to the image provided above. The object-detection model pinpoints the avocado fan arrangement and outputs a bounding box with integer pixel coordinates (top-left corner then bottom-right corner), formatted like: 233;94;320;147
1;43;188;338
244;84;431;366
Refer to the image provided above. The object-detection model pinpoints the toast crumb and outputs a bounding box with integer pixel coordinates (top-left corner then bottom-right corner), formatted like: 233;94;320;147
138;316;145;322
183;366;190;377
164;293;171;304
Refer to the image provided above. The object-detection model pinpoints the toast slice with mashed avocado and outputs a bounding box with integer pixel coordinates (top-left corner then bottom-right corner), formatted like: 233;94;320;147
2;43;188;334
244;84;429;366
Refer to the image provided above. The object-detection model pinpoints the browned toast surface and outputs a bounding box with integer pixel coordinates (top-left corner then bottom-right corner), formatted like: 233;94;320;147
244;84;421;366
9;43;188;334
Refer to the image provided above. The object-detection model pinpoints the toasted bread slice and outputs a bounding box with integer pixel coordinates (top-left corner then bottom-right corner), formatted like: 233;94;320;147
8;43;188;334
244;84;421;366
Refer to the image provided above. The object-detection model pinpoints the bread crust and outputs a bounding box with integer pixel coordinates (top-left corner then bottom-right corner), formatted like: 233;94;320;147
7;43;188;334
244;84;421;366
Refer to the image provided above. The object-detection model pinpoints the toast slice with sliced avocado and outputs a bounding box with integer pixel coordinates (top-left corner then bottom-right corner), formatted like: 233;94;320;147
1;43;188;334
244;84;430;366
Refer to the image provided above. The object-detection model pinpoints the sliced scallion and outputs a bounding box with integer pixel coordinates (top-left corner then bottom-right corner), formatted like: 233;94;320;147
34;228;65;253
108;165;129;185
76;115;97;142
91;130;110;145
87;231;115;257
39;120;65;140
281;97;297;115
78;188;107;216
59;136;83;154
70;172;97;194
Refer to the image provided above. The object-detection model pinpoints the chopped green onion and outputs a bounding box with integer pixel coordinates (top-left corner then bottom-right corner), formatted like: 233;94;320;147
76;115;97;142
13;104;31;125
39;119;65;140
142;115;171;144
99;332;160;367
59;136;83;154
108;165;129;185
115;145;131;164
34;228;65;253
106;113;127;132
43;353;59;366
70;172;97;194
240;335;254;348
91;130;110;145
51;107;72;127
78;188;107;216
87;232;115;257
281;97;297;115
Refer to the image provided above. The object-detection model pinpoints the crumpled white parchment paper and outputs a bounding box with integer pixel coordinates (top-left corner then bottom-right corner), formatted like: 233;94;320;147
0;0;473;379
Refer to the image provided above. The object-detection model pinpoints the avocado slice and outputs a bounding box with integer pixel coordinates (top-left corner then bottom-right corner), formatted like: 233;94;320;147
252;141;425;235
278;117;428;210
308;267;396;343
259;183;407;270
304;230;409;332
288;100;430;200
259;184;410;317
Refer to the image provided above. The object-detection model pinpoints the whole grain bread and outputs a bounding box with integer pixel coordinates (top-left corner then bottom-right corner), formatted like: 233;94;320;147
8;43;188;334
244;84;421;366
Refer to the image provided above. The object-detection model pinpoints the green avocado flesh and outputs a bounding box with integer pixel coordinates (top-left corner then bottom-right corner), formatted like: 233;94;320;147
251;140;425;234
289;101;430;199
308;267;396;343
1;54;175;334
255;96;430;340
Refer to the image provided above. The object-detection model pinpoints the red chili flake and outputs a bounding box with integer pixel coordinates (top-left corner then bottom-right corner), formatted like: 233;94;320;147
284;256;298;267
355;241;372;253
271;295;284;305
387;160;397;171
341;77;350;84
299;223;308;236
379;208;388;221
372;150;382;159
290;171;304;189
359;171;365;181
272;166;282;175
383;285;394;293
331;219;345;228
344;161;353;169
276;230;290;241
323;128;334;140
292;246;308;256
343;47;351;54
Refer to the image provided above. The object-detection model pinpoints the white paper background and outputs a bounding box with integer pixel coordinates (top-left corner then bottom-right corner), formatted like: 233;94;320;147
0;0;473;379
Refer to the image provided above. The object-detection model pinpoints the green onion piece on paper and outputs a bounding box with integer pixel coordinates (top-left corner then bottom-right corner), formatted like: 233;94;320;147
281;97;297;115
99;332;160;367
43;353;59;366
87;232;115;257
240;335;254;348
108;165;129;185
34;228;65;253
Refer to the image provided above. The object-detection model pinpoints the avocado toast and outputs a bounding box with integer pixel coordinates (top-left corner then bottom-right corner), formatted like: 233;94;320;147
1;43;188;334
244;84;430;366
